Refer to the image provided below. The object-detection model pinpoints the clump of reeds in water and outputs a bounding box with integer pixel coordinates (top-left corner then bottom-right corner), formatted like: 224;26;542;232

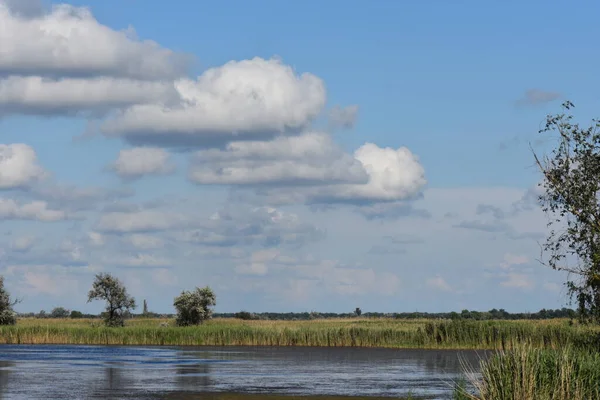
455;343;600;400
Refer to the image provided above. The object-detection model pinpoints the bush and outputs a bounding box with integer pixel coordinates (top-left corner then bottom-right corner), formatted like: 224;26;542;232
174;286;216;326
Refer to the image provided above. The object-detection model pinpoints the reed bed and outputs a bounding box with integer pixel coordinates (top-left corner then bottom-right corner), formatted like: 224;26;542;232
457;344;600;400
2;318;598;349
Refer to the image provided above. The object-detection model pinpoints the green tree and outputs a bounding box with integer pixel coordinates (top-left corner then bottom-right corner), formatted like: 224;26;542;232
533;101;600;323
87;273;136;327
173;286;216;326
143;299;148;315
50;307;70;318
69;310;83;319
0;276;18;325
354;307;362;317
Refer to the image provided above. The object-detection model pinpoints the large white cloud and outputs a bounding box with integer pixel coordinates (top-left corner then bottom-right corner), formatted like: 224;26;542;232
111;147;175;179
189;132;367;185
0;77;179;115
0;198;67;221
314;143;427;203
0;143;47;189
0;3;187;80
102;57;327;146
189;134;426;204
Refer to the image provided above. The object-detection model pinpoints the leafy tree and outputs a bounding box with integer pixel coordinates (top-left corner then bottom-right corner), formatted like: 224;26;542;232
87;273;136;327
173;286;216;326
235;311;256;320
143;299;148;315
50;307;70;318
354;307;362;317
69;310;83;319
37;310;47;318
533;101;600;323
0;276;18;325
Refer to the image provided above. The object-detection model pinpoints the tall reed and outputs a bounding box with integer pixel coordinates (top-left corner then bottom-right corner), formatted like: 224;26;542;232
1;318;597;349
456;344;600;400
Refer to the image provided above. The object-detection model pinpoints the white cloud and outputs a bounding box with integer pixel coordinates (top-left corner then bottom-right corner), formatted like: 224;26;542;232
235;249;279;276
0;198;66;221
189;132;366;185
96;209;194;233
0;3;187;80
426;275;452;292
102;57;326;146
318;143;426;202
111;147;175;179
0;77;179;116
10;236;35;252
125;234;164;250
87;232;105;247
190;134;426;205
500;272;534;289
0;144;47;189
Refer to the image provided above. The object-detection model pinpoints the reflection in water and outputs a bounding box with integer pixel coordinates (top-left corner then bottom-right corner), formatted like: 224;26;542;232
0;345;486;399
0;361;12;400
175;362;212;390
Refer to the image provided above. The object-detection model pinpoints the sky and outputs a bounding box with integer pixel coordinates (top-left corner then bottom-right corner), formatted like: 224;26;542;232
0;0;598;314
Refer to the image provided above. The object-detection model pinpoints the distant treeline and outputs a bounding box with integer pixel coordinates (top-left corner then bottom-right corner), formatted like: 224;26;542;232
17;307;577;321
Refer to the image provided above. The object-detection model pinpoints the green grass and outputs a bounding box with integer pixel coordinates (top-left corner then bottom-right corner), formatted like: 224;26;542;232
1;317;598;349
456;344;600;400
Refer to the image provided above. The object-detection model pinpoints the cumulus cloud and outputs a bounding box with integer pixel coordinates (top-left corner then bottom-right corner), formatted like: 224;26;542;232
0;198;67;221
190;133;426;206
111;147;175;179
0;3;188;80
0;144;47;189
426;275;453;292
328;105;359;129
189;133;366;185
102;57;326;147
0;77;179;116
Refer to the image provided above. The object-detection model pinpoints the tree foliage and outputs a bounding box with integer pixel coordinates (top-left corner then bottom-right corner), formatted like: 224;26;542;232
87;273;136;327
0;276;18;325
534;101;600;323
50;307;70;318
173;286;216;326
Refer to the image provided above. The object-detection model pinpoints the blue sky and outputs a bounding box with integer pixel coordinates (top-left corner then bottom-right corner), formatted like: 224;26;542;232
0;0;596;314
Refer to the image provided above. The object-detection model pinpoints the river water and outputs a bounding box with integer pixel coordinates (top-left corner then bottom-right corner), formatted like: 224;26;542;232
0;345;488;399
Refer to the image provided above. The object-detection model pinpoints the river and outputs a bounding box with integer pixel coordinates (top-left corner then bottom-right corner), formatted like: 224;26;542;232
0;345;488;399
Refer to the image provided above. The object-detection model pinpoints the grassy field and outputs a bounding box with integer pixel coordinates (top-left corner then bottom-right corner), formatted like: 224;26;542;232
2;317;599;349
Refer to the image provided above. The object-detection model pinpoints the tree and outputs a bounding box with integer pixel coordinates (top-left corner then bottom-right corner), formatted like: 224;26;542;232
87;273;136;327
533;101;600;323
69;310;83;319
143;299;148;316
173;286;216;326
354;307;362;317
0;276;18;325
50;307;70;318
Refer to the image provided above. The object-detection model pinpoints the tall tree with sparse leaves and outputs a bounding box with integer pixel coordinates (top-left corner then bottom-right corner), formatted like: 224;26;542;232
174;286;216;326
533;101;600;323
0;276;18;325
87;273;136;327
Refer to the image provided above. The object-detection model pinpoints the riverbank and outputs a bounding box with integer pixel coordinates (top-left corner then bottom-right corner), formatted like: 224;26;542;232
1;318;598;349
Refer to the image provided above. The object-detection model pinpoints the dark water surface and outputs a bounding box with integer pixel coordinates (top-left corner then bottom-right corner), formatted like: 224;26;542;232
0;345;488;399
